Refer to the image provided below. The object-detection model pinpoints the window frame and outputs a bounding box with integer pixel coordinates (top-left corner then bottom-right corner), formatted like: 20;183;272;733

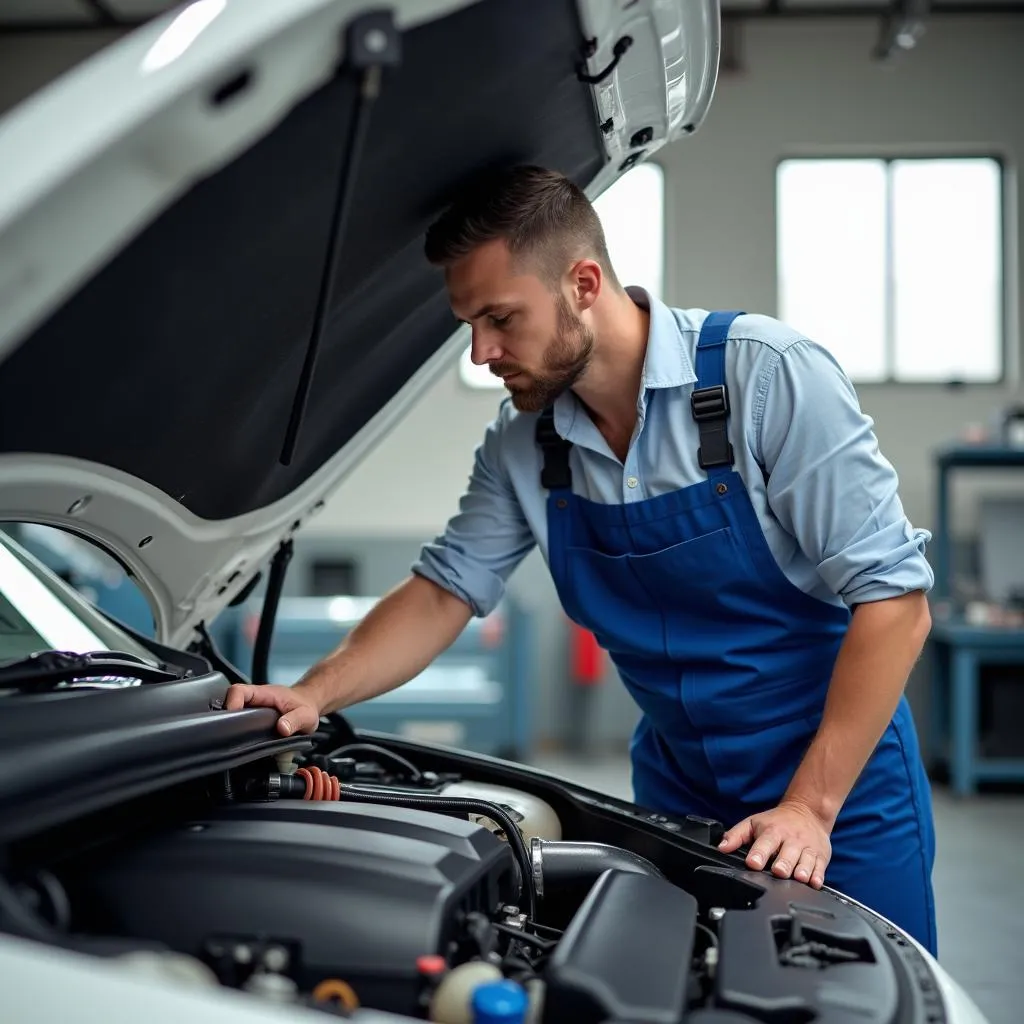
774;151;1012;388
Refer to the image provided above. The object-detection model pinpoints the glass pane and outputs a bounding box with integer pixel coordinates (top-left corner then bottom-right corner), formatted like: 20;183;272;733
0;539;106;654
891;158;1002;382
593;160;665;299
777;159;888;382
459;162;665;389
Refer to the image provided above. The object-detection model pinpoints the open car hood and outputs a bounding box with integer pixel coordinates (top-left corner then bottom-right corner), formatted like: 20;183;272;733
0;0;721;648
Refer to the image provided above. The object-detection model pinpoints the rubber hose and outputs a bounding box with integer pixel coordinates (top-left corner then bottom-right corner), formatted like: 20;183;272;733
327;743;422;780
530;839;664;899
342;785;536;920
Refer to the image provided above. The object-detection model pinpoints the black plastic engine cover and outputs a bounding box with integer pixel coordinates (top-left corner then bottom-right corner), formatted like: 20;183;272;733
713;872;899;1024
543;868;698;1024
61;800;517;1015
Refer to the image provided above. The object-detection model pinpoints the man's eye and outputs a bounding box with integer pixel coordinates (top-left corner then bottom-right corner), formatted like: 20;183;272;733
490;313;512;327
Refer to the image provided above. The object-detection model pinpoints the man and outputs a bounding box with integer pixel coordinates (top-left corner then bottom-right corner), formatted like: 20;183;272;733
226;165;937;955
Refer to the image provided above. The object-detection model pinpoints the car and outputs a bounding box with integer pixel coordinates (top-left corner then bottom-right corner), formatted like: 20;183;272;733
0;1;990;1022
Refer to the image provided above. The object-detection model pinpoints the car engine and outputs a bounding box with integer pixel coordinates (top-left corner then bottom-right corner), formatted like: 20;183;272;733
63;799;525;1018
2;728;923;1024
27;745;716;1024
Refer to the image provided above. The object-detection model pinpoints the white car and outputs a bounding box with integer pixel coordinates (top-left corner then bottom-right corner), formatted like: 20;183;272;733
0;2;989;1023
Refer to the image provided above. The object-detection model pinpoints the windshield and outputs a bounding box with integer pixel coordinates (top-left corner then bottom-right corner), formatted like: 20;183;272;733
0;530;156;665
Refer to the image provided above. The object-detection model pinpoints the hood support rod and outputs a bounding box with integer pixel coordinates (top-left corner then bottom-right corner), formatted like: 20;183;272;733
251;539;293;683
280;10;402;466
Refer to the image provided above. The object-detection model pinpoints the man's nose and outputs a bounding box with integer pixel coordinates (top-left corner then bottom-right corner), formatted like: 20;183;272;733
470;329;503;366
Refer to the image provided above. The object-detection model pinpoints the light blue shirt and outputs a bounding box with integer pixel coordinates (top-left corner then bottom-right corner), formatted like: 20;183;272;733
412;288;933;619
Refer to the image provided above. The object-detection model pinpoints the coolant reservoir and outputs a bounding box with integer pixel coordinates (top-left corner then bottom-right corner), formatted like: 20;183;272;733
113;950;220;988
441;780;561;843
429;961;502;1023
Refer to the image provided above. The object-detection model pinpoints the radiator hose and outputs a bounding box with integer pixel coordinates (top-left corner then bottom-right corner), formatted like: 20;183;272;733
340;784;537;920
529;838;664;899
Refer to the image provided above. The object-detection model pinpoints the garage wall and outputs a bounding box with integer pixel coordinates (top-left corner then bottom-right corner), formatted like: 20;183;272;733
658;13;1024;539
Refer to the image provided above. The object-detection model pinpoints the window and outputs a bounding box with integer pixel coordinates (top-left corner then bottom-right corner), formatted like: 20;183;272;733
0;528;155;662
776;157;1004;383
310;557;359;597
458;161;666;389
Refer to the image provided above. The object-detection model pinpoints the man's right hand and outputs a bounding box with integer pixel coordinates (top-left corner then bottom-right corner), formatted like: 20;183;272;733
223;683;322;737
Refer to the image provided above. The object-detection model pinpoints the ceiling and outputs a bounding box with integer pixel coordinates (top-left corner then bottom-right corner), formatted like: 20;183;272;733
0;0;1022;32
0;0;176;27
719;0;1024;9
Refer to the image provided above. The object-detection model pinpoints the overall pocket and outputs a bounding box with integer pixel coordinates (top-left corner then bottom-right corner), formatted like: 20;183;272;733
624;527;766;662
561;527;757;661
560;547;663;658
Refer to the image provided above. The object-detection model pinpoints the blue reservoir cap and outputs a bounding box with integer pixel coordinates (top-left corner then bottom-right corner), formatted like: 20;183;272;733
471;978;528;1023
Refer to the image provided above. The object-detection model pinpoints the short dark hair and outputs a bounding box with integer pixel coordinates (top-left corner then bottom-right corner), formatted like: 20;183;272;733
424;164;619;289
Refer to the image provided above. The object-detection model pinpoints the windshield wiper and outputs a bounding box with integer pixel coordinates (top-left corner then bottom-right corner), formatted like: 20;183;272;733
0;650;188;692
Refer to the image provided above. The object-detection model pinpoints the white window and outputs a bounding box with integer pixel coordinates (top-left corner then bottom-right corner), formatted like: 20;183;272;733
459;161;666;389
777;156;1004;384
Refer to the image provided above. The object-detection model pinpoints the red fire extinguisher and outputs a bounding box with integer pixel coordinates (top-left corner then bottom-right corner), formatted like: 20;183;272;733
570;622;604;686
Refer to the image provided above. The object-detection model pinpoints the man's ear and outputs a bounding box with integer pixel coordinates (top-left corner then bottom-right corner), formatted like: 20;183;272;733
569;258;602;312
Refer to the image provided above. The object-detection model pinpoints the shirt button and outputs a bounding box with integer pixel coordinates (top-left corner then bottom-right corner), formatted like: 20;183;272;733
626;476;638;489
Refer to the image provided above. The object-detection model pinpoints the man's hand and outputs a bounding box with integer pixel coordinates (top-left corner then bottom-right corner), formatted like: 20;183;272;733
223;684;322;737
717;800;832;888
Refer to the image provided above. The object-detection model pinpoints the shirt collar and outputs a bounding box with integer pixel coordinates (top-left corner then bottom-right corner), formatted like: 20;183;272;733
629;285;697;390
552;286;696;438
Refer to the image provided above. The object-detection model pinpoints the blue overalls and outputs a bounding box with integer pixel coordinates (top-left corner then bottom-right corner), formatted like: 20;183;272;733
536;311;938;955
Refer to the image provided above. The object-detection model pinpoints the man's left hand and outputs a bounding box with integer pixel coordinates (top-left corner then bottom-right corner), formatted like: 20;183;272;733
717;800;833;888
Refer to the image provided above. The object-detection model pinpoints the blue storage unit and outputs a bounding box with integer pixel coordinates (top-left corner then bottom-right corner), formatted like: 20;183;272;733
229;594;534;759
928;445;1024;795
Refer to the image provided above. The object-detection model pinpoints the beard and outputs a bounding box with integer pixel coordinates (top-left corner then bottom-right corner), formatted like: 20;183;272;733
492;295;595;413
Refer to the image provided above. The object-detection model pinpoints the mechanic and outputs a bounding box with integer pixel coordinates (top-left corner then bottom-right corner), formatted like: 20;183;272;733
226;165;938;955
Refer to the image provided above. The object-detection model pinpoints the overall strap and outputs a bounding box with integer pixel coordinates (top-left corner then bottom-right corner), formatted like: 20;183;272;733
693;310;744;475
536;406;573;490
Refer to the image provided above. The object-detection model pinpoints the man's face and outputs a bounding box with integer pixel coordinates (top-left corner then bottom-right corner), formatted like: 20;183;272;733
446;239;594;413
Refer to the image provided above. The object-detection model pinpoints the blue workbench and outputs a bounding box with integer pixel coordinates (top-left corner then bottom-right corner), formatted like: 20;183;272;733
928;445;1024;796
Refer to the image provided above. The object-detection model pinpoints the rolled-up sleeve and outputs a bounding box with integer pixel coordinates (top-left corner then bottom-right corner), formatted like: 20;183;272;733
411;402;536;618
757;340;933;606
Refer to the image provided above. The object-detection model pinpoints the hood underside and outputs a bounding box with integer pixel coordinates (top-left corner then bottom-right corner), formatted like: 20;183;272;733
0;0;721;645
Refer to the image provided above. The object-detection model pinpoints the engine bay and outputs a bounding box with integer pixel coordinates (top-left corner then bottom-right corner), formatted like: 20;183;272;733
0;716;944;1024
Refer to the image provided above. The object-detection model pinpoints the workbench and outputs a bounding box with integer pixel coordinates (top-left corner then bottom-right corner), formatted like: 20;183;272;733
928;445;1024;796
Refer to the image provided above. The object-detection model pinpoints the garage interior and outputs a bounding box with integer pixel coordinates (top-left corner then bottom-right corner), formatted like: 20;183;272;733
1;1;1022;1021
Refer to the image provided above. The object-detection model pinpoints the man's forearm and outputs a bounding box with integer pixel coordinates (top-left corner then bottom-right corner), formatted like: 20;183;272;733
783;590;932;828
294;574;473;714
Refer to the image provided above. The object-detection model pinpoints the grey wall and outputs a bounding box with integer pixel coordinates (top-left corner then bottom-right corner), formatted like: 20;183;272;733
659;13;1024;538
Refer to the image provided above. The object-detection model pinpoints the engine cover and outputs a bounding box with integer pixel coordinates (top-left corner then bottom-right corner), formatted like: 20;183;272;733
61;800;517;1015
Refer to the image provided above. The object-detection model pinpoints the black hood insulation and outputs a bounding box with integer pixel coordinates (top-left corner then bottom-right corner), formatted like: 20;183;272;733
0;0;604;520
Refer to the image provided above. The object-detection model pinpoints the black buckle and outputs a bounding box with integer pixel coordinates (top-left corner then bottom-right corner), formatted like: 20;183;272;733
691;384;729;421
691;385;734;469
535;409;573;490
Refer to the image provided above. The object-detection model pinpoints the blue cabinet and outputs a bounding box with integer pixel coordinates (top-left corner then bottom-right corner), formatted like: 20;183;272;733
928;446;1024;795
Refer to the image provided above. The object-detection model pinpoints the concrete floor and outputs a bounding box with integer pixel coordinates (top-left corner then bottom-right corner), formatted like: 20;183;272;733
529;753;1024;1024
